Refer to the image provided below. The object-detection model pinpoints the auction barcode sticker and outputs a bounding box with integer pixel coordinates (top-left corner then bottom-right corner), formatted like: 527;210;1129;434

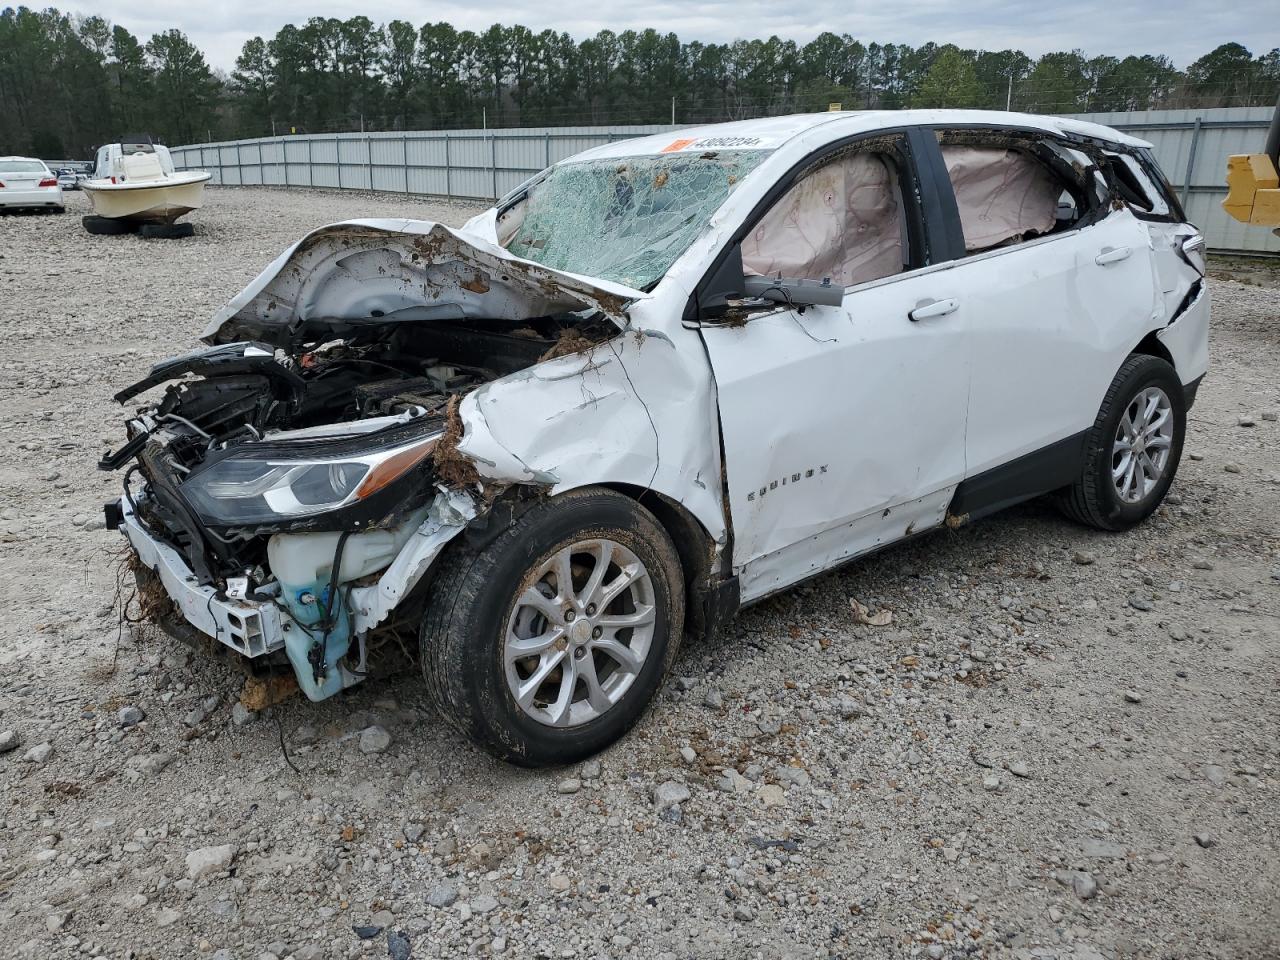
659;136;774;152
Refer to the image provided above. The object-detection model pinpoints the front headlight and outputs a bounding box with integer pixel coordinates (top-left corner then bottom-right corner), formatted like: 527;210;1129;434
183;435;439;525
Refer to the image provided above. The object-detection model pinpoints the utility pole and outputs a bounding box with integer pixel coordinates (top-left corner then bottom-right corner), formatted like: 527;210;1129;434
671;97;675;125
483;107;487;130
1006;73;1013;111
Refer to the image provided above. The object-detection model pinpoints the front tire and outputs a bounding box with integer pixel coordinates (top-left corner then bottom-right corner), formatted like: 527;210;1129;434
421;488;684;766
1056;353;1185;531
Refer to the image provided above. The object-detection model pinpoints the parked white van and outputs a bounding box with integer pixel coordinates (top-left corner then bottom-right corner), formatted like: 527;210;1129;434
101;110;1208;765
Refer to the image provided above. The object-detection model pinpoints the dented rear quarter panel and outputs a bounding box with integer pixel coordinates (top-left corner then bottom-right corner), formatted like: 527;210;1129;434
1157;281;1211;385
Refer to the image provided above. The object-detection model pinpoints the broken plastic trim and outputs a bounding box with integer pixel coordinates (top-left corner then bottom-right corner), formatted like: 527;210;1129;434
348;487;477;634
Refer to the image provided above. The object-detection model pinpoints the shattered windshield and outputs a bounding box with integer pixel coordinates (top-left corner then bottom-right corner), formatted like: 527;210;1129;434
500;150;772;289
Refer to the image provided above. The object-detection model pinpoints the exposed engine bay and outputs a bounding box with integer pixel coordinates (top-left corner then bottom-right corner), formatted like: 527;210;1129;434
102;309;615;700
106;314;613;581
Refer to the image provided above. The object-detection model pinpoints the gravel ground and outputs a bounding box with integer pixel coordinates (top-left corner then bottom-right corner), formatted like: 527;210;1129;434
1;187;1278;960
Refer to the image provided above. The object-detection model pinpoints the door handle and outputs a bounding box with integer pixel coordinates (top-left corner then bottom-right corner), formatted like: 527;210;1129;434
909;298;959;322
1095;245;1132;266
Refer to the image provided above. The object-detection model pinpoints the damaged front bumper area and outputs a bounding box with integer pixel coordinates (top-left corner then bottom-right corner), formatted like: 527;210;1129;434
112;478;475;700
119;495;289;660
98;337;494;701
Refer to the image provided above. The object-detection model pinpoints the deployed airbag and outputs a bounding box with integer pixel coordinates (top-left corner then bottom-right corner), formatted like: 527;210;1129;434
742;152;903;288
942;146;1060;252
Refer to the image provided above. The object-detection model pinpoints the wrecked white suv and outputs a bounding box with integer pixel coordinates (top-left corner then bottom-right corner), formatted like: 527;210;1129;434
102;111;1209;765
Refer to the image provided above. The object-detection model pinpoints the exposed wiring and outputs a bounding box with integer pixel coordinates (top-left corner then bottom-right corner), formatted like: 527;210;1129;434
159;413;211;439
308;531;352;685
757;280;837;344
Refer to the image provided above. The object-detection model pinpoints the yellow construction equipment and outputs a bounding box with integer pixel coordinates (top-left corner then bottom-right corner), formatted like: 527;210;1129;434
1223;94;1280;232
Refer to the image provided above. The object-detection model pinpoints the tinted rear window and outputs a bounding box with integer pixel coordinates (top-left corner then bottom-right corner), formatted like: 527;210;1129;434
0;160;47;174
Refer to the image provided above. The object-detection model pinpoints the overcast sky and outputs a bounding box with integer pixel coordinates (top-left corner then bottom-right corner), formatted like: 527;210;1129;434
75;0;1280;74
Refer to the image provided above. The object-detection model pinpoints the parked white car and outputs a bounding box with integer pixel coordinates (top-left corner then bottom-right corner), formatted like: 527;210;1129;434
102;110;1208;765
0;156;64;212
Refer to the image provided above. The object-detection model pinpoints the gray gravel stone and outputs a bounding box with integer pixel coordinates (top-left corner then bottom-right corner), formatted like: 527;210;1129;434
118;705;145;727
23;742;52;763
388;931;412;960
654;780;691;810
426;883;458;909
1203;764;1228;786
186;844;235;880
230;702;256;726
359;725;392;754
757;717;782;736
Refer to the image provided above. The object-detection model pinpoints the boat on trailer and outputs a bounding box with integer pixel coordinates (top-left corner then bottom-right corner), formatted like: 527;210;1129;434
82;136;211;238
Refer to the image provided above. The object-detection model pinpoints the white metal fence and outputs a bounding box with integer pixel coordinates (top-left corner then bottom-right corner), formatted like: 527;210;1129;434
168;125;675;204
171;109;1279;255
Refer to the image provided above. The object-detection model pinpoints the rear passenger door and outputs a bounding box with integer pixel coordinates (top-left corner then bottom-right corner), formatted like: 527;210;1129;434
922;129;1159;487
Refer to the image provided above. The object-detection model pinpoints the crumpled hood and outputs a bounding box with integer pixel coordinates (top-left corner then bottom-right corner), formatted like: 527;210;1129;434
201;219;646;347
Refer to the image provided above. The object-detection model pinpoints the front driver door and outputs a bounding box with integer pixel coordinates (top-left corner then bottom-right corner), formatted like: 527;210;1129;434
697;132;970;602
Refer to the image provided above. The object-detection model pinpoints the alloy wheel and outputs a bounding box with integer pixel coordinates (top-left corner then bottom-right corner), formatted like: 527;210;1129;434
1112;385;1174;503
504;539;656;727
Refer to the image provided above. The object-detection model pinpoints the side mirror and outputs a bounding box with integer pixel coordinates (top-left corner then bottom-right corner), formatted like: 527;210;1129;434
692;244;843;321
742;274;844;308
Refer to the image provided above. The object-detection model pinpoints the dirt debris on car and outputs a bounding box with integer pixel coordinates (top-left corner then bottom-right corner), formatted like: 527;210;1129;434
0;187;1277;959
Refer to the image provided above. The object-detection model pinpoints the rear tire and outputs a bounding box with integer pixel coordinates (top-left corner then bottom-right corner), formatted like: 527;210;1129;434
82;215;132;236
421;488;684;766
140;222;195;239
1056;353;1185;531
